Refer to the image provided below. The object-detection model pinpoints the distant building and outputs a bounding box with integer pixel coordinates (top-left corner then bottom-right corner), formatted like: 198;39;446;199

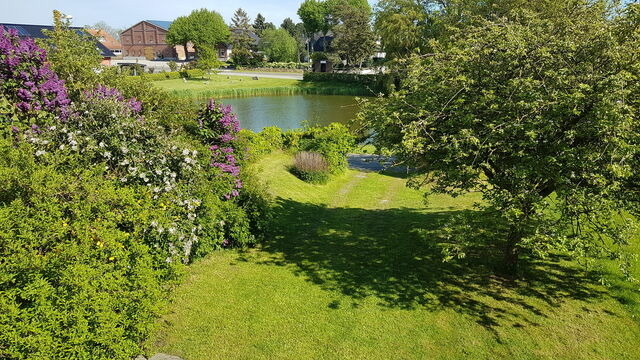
120;20;237;62
0;23;115;65
120;20;181;59
313;36;334;53
86;29;122;57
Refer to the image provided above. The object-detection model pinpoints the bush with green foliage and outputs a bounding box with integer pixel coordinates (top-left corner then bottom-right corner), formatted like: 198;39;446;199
0;138;175;359
303;72;392;94
0;25;271;359
260;28;299;63
299;123;355;174
239;123;355;175
290;151;331;184
263;62;310;70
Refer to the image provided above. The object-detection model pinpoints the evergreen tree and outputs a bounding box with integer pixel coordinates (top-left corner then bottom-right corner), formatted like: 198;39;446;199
231;8;256;65
253;13;267;36
281;18;296;36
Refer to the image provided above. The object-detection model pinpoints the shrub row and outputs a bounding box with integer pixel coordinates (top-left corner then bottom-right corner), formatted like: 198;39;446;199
238;123;356;183
139;69;206;81
237;62;310;70
302;72;393;94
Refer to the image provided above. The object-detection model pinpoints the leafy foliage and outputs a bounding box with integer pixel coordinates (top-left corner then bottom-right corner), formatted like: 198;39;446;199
332;3;376;66
300;123;355;174
0;140;172;359
359;1;640;274
167;9;230;57
260;29;298;63
40;10;102;96
0;25;271;359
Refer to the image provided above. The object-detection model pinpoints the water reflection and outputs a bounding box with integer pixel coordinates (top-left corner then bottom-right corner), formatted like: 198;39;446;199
220;95;360;132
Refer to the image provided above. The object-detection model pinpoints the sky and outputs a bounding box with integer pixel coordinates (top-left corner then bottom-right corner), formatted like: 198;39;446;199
0;0;309;30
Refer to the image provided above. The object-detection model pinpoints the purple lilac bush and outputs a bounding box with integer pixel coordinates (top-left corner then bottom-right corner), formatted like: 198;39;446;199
197;99;243;199
0;26;71;119
83;84;143;115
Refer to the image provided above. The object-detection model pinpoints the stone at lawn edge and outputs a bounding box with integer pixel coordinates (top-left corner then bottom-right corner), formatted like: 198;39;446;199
149;354;184;360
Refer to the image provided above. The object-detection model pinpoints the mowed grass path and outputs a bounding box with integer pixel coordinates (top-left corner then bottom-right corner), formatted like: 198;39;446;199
153;75;371;98
150;152;640;360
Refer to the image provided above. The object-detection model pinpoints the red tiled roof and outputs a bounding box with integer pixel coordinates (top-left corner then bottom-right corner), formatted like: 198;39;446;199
86;29;122;51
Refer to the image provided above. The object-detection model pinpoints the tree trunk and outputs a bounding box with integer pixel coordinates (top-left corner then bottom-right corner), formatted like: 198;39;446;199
503;240;520;276
501;223;525;276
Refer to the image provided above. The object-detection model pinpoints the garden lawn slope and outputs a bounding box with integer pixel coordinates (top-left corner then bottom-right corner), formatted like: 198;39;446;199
150;152;640;360
152;75;372;98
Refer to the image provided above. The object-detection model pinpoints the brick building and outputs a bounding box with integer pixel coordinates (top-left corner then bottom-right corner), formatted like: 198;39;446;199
121;20;239;61
120;20;180;59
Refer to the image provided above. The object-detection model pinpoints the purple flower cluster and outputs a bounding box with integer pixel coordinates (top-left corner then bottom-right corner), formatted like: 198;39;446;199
197;99;243;200
0;26;71;119
83;84;142;114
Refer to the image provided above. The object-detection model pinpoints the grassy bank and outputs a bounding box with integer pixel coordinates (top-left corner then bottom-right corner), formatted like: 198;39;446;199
152;75;374;98
148;152;640;360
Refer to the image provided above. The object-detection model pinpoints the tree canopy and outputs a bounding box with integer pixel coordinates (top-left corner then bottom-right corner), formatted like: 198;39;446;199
231;8;258;65
332;3;375;66
297;0;332;37
167;9;230;55
358;1;640;274
259;28;298;62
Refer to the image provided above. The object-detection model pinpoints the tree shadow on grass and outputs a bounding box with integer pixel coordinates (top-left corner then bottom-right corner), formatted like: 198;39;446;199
239;197;611;338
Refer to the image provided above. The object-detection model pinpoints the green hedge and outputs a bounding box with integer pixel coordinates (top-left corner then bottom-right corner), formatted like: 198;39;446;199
238;123;355;175
302;72;393;94
140;69;205;81
237;62;310;71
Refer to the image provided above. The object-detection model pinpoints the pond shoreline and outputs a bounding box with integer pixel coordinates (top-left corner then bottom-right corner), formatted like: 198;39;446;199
153;75;376;99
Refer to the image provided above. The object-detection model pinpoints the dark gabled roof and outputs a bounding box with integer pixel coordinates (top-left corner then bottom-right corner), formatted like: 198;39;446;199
230;28;260;46
145;20;173;30
313;36;334;52
0;23;115;57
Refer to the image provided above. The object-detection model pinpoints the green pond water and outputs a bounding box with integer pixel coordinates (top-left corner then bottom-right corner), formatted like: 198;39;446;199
220;95;360;132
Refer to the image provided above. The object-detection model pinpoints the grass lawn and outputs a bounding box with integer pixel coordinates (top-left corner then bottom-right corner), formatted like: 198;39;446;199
153;75;372;98
149;152;640;360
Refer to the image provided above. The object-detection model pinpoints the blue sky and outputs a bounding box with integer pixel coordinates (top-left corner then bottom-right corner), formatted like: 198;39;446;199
0;0;309;29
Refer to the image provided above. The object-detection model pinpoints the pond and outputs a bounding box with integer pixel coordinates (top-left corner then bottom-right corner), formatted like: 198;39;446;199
220;95;361;132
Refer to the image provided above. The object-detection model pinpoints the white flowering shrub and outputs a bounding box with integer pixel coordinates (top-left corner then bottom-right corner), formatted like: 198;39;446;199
21;86;266;264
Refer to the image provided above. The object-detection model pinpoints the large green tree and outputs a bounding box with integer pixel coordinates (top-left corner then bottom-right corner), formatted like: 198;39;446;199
252;13;267;36
299;0;372;53
259;28;298;62
166;15;193;57
358;1;640;274
332;2;375;66
297;0;331;52
230;8;257;65
167;9;230;57
373;0;437;60
281;18;309;62
281;17;297;35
